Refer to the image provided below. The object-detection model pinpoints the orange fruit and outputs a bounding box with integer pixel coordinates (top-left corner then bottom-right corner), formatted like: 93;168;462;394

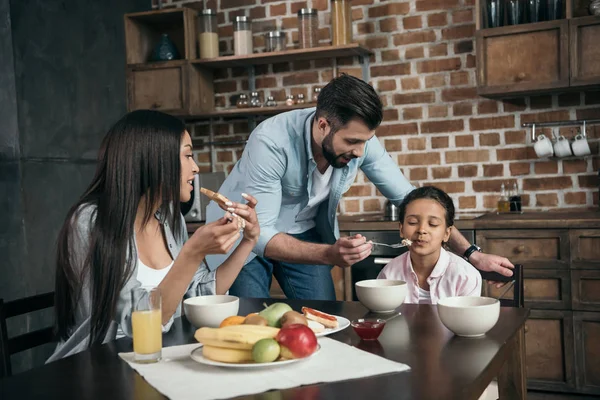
219;315;246;328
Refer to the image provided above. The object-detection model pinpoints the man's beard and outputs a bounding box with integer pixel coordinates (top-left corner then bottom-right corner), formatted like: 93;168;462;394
322;132;352;168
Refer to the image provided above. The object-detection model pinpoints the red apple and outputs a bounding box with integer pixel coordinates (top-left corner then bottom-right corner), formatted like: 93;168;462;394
276;323;318;359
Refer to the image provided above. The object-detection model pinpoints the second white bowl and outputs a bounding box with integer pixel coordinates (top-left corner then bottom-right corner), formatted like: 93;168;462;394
355;279;407;313
183;295;239;328
437;296;500;337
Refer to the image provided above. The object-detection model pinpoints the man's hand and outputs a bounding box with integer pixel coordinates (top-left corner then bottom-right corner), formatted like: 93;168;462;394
469;251;514;287
326;234;372;268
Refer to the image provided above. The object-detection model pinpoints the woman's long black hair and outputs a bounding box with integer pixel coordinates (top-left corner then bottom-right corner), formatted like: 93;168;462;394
55;110;186;345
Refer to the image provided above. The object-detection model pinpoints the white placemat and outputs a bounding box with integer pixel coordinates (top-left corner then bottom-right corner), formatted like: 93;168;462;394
119;337;410;400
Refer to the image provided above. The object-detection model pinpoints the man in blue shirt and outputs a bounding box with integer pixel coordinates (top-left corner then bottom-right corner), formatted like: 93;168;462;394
205;74;513;300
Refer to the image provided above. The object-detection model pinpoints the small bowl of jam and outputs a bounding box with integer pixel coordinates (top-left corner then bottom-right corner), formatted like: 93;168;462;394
351;318;386;340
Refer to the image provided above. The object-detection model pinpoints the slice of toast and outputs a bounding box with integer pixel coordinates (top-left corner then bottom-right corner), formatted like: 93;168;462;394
302;307;339;329
199;187;231;208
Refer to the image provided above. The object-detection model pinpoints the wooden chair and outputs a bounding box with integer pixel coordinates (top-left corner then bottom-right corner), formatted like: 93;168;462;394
479;264;524;308
0;292;55;378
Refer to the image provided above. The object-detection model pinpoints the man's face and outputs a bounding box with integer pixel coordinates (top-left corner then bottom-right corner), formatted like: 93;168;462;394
321;119;375;168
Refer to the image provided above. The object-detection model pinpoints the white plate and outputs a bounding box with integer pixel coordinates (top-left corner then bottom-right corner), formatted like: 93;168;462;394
190;344;321;369
315;316;350;338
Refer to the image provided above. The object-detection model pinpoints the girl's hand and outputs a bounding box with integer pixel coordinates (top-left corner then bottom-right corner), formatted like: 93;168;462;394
185;214;241;260
226;193;259;243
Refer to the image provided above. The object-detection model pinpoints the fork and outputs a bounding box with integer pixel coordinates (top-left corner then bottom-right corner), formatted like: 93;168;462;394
368;241;408;249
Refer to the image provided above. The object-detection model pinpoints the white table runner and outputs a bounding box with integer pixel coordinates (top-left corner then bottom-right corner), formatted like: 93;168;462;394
119;337;410;400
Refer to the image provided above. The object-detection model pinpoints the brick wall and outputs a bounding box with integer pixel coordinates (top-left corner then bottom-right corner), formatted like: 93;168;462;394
158;0;600;214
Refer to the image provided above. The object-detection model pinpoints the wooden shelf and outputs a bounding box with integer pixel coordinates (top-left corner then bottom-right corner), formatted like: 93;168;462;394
182;103;313;121
189;43;372;69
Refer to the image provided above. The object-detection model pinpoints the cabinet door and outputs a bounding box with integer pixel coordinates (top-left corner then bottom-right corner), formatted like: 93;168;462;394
476;20;569;97
476;229;570;269
525;310;576;392
574;312;600;395
572;270;600;312
570;230;600;269
570;16;600;87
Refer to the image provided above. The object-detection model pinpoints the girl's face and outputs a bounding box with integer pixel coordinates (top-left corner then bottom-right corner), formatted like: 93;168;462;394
399;198;452;257
180;131;199;202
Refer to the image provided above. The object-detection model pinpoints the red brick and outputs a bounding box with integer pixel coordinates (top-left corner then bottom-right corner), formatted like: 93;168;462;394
416;0;460;11
356;22;376;35
477;100;498;114
365;36;390;49
497;147;537;161
398;152;441;166
446;149;489;163
483;195;499;209
473;179;517;192
377;79;397;92
424;181;465;194
453;103;473;116
381;49;400;62
418;58;462;73
523;176;573;191
565;192;587;205
442;24;475;40
432;167;452;179
454;40;474;54
558;92;581;107
371;63;411;77
453;9;474;23
428;105;448;118
385;139;402;152
255;76;277;89
282;71;319;85
343;199;360;213
393;31;437;46
221;0;255;9
442;87;478;102
290;2;308;13
534;161;559;174
576;107;600;120
377;122;419;136
450;71;470;86
458;165;478;177
393;91;435;105
579;174;599;188
521;111;571;125
403;107;423;120
369;3;410;18
407;138;426;151
270;3;287;16
383;108;399;121
363;198;382;212
421;119;463;134
217;151;233;162
483;164;504;177
563;160;588;174
429;43;448;57
380;17;398;32
459;196;477;209
425;74;446;88
505;130;527;144
346;184;373;197
536;193;558;207
427;12;447;27
196;152;210;163
400;77;421;90
510;162;531;176
469;115;516;131
410;167;428;180
432;136;450;149
405;47;425;59
403;15;422;30
503;98;527;112
455;134;475;147
480;133;500;146
529;95;552;109
214;80;237;93
466;54;476;68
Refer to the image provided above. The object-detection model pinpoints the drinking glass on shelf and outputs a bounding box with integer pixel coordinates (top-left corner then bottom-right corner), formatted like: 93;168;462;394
546;0;562;20
131;286;162;363
526;0;544;23
507;0;525;25
486;0;504;28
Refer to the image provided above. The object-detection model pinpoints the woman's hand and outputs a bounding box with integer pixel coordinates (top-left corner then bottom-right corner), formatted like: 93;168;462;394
226;193;259;243
184;214;241;261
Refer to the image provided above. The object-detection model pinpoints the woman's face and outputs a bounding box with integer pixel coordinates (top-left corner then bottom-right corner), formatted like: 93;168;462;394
180;131;199;202
399;198;452;257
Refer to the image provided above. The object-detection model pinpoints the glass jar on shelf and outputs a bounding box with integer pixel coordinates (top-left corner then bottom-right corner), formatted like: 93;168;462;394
249;91;261;107
234;16;253;56
264;96;277;107
312;87;321;103
297;8;319;48
236;93;249;108
296;93;305;104
264;31;287;52
285;95;295;106
331;0;352;46
198;9;219;59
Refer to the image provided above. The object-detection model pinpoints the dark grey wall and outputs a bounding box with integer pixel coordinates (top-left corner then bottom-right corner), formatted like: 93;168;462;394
1;0;148;374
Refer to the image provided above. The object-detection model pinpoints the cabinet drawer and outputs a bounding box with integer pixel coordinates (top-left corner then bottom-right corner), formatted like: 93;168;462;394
525;310;575;392
570;16;600;87
574;312;600;395
476;230;570;269
572;270;600;312
570;230;600;269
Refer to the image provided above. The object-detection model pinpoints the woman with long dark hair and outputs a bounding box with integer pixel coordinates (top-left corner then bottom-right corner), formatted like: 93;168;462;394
48;110;259;361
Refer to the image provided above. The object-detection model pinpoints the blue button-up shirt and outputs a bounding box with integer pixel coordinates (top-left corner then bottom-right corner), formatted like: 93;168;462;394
205;107;414;271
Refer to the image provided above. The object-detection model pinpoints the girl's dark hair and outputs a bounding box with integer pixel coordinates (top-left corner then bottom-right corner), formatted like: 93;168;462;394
398;186;455;227
55;110;186;345
315;73;383;133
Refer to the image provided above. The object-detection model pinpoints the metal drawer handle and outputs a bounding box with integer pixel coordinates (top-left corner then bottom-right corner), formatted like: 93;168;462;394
374;258;394;265
515;245;526;253
524;324;529;333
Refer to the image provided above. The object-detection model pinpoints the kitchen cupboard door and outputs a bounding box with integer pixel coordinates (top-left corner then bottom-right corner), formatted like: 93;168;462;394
573;312;600;395
525;310;576;392
476;20;569;97
570;229;600;269
476;229;570;269
570;16;600;88
572;270;600;312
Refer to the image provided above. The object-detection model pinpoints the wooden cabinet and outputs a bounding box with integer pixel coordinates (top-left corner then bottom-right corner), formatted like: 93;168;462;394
570;229;600;269
572;270;600;312
570;16;600;87
574;312;600;394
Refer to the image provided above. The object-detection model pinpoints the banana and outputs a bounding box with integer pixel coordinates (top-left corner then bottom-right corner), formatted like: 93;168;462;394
202;345;254;363
194;325;280;350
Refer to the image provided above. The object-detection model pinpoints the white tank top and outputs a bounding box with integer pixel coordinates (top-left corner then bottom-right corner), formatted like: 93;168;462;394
418;287;432;304
136;258;174;287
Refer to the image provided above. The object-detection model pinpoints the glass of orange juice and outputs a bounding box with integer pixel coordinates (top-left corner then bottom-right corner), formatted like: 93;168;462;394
131;286;162;363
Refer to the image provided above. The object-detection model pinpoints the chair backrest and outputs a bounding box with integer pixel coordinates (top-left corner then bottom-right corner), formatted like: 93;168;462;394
479;264;524;308
0;292;55;378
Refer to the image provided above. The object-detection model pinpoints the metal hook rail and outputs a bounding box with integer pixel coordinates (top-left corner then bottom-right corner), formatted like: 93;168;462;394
522;118;600;142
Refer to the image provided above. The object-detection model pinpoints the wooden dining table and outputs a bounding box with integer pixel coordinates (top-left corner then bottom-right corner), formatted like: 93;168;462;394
0;298;529;400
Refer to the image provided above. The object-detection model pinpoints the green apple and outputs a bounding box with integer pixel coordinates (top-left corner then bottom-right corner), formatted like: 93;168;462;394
258;302;293;327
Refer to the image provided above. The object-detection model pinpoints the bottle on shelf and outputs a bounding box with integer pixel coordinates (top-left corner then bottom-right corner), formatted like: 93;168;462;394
312;87;321;103
236;94;249;108
497;183;510;213
264;96;277;107
234;16;253;56
509;182;522;212
198;9;219;59
285;95;295;106
296;93;305;104
249;91;261;107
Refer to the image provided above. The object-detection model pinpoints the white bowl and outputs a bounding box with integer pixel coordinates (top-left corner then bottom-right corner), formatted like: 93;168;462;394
355;279;407;313
437;296;500;337
183;295;239;328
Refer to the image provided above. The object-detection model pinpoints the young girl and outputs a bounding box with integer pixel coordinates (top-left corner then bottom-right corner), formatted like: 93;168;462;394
48;110;259;362
377;186;481;304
